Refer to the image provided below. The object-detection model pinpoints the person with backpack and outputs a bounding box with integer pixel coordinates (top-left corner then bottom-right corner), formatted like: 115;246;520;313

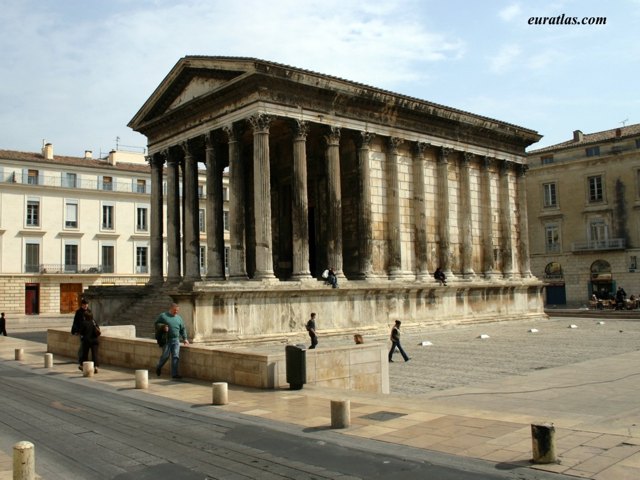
306;312;318;349
155;303;189;379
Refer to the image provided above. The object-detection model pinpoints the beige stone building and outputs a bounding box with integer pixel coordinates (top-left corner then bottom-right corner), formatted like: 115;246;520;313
0;144;229;315
90;56;546;341
526;124;640;306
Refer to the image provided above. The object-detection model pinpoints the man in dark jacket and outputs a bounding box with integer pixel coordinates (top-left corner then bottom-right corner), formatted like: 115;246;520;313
71;299;90;364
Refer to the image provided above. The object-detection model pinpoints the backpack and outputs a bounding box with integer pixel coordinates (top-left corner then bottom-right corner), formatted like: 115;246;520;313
321;269;329;279
155;324;168;347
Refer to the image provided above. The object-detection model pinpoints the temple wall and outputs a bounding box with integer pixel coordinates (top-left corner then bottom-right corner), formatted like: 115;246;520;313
164;280;546;344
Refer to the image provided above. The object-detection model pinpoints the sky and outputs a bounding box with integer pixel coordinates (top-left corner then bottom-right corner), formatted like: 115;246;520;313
0;0;638;157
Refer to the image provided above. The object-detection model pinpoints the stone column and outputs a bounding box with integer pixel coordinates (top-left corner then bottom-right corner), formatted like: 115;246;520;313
181;140;201;282
387;137;406;279
357;131;375;278
412;142;430;281
325;126;344;277
516;164;532;278
481;157;497;278
165;148;182;283
148;152;165;285
437;147;453;278
291;120;311;279
249;114;275;280
499;161;514;278
205;132;225;280
224;124;247;279
459;153;475;278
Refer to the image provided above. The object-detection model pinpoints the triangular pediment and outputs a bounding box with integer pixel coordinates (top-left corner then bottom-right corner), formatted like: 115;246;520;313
167;76;229;111
129;57;258;129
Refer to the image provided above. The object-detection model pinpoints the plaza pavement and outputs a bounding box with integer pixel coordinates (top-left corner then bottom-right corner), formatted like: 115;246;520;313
2;313;640;479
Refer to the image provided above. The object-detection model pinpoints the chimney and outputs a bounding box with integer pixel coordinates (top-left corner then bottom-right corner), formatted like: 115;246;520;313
42;143;54;160
573;130;583;142
615;128;622;137
108;149;117;165
84;150;93;159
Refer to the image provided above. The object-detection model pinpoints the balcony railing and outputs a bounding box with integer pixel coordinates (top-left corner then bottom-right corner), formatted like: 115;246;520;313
31;264;104;274
571;238;626;252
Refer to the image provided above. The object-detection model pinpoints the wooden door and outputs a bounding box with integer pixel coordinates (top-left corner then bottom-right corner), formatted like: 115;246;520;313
60;283;83;313
25;284;40;315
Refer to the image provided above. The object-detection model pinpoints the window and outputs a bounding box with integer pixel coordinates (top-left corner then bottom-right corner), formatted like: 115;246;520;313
101;176;113;191
64;244;78;273
136;207;148;231
136;179;146;193
25;242;40;273
27;169;39;185
198;184;204;198
586;146;600;157
590;219;608;247
102;204;114;230
102;245;114;273
222;187;229;201
199;246;206;274
545;224;560;252
224;246;230;272
541;155;554;165
543;183;557;207
136;246;148;273
636;139;640;149
199;209;205;233
588;175;603;202
26;200;40;227
631;256;638;270
63;172;77;188
223;211;230;231
65;201;78;228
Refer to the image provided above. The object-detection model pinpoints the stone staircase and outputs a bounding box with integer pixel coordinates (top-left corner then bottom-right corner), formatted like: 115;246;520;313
114;289;174;339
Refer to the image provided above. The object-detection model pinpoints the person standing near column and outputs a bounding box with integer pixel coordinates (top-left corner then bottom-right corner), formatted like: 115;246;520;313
155;303;189;379
306;312;318;349
388;320;410;362
0;312;7;336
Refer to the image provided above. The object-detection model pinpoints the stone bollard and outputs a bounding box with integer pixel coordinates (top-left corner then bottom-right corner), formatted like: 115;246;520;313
15;348;24;361
531;423;556;464
212;382;228;405
135;370;149;389
330;399;351;429
13;441;35;480
82;361;94;377
44;353;53;368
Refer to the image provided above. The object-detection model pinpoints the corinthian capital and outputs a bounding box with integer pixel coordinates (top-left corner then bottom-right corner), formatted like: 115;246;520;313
388;137;404;154
358;131;375;149
248;114;272;133
292;120;309;140
439;147;452;164
324;126;341;146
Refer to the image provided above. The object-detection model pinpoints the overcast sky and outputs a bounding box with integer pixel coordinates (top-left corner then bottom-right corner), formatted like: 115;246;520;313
1;0;637;157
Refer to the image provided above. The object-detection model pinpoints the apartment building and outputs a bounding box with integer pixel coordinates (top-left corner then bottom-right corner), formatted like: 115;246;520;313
526;124;640;306
0;143;228;315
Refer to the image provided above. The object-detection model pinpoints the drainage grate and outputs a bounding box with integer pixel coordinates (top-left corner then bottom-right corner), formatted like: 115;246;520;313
360;411;407;422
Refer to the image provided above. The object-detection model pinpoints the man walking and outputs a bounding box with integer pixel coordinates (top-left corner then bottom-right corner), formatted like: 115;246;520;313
306;312;318;349
388;320;410;362
155;303;189;379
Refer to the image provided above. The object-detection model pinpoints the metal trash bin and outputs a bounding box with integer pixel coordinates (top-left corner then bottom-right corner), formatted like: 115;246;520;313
285;344;307;390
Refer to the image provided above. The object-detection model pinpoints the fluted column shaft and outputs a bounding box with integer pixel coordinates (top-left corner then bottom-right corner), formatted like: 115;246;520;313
325;127;343;276
166;150;182;283
481;157;497;277
182;141;201;282
225;124;247;279
250;114;275;279
148;153;164;285
516;164;532;277
387;137;404;278
499;161;514;278
205;132;225;280
357;131;374;278
291;121;311;279
412;142;430;281
460;153;475;277
437;148;453;276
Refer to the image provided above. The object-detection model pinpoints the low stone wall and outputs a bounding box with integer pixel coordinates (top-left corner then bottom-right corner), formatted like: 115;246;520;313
47;327;389;393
